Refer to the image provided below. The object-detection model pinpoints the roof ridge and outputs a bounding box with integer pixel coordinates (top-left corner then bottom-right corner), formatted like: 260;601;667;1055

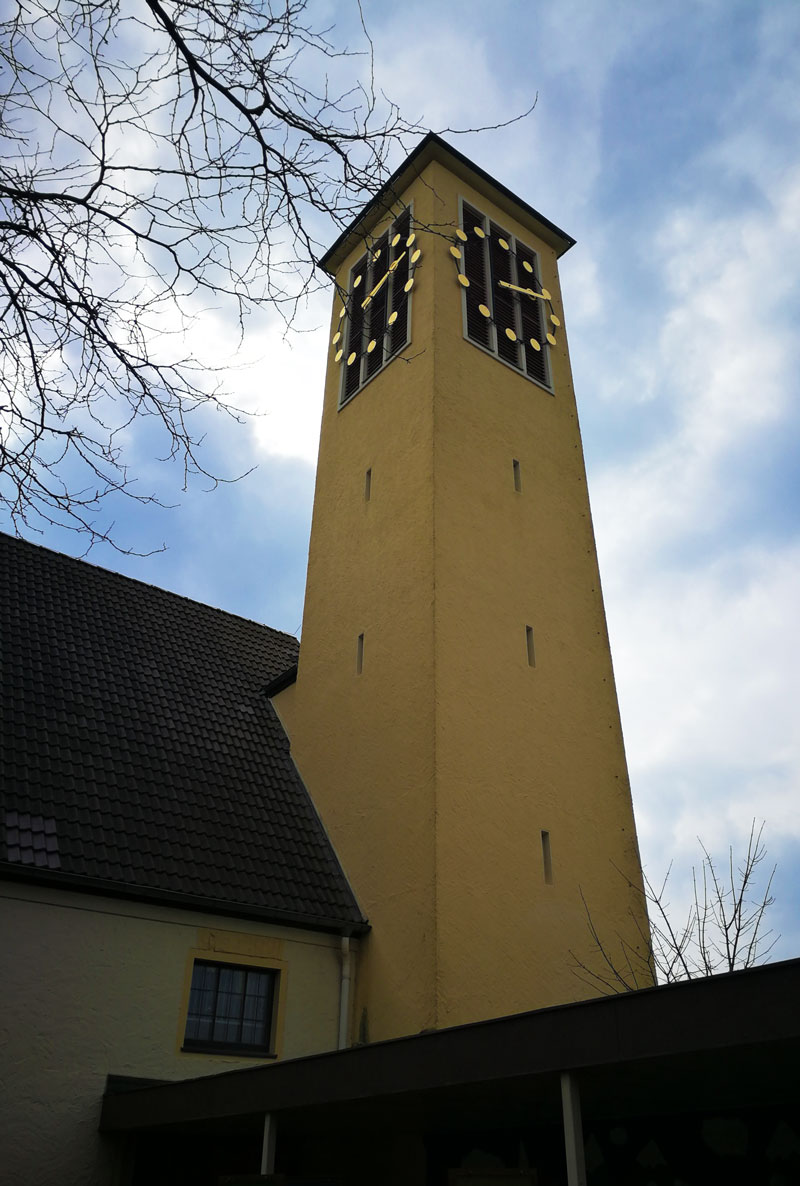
0;530;299;643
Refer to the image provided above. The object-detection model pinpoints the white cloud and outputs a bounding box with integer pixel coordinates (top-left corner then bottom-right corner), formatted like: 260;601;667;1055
588;148;800;909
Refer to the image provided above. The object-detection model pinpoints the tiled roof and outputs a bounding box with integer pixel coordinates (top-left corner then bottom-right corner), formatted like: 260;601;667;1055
0;533;365;931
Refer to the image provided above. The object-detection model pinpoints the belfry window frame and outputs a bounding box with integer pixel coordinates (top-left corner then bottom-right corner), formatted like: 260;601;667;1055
339;205;414;408
458;197;553;393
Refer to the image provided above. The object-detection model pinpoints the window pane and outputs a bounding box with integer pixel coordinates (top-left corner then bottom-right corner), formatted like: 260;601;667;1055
213;967;245;1043
241;971;271;1046
186;963;218;1040
184;961;277;1052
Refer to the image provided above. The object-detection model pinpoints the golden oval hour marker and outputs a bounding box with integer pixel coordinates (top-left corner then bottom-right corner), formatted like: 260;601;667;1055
335;348;344;362
411;248;421;264
498;238;509;250
367;339;377;353
388;310;398;325
457;273;470;287
550;313;561;327
449;245;462;260
473;226;485;238
391;233;401;247
456;228;468;242
338;306;347;320
546;332;557;346
523;260;533;273
529;338;541;351
478;303;491;318
332;331;341;345
372;249;381;262
404;277;414;293
353;275;362;289
505;327;517;341
406;232;416;247
541;288;552;301
347;352;357;365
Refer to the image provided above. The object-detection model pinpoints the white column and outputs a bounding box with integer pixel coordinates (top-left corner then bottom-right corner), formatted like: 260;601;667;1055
260;1112;276;1176
560;1071;587;1186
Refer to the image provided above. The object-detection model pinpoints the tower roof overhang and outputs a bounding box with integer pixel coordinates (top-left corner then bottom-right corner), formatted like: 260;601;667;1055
319;132;577;276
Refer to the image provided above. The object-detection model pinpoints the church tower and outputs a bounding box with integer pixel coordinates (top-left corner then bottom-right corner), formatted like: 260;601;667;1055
274;135;652;1043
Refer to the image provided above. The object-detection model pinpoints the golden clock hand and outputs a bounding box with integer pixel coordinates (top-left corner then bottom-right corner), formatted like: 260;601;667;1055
362;251;407;309
498;280;551;300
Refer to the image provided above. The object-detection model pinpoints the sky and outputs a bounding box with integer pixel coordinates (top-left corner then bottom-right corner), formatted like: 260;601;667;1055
6;0;800;963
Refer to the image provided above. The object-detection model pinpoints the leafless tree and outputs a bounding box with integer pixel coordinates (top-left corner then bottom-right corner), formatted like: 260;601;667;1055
572;821;779;993
1;1;492;548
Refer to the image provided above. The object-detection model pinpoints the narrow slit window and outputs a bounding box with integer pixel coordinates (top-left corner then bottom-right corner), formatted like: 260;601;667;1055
356;633;364;674
541;831;553;884
512;458;522;492
525;625;535;667
364;468;372;501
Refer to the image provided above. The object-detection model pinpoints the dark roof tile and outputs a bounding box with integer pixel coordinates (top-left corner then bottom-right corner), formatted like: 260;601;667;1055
0;533;364;931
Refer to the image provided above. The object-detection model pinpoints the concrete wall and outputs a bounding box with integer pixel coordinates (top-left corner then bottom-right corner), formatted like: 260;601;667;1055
0;881;346;1186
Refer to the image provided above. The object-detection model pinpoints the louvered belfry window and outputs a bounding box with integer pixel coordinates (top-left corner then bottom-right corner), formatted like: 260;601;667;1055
461;201;551;389
340;208;412;405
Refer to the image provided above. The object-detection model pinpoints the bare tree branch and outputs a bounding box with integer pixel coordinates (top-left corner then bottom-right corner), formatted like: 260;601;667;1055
0;1;425;549
570;821;779;993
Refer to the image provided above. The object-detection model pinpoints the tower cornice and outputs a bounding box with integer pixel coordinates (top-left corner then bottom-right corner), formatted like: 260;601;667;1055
319;132;576;276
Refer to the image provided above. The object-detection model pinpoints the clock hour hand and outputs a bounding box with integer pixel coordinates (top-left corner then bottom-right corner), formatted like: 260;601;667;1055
362;251;407;309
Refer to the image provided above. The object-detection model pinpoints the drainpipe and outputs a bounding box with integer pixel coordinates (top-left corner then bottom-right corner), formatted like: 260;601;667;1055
337;935;352;1049
560;1071;588;1186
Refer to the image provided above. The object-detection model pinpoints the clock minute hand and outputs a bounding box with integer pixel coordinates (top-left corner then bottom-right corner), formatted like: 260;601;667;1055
362;251;407;309
498;280;550;300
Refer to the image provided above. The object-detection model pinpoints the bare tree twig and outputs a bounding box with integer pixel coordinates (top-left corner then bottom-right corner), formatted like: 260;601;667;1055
0;1;535;552
570;821;779;993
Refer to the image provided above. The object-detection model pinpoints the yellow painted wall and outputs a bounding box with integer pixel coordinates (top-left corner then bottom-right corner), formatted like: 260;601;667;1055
0;883;346;1186
279;144;651;1042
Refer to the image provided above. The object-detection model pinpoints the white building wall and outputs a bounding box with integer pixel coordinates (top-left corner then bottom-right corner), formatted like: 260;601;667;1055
0;882;347;1186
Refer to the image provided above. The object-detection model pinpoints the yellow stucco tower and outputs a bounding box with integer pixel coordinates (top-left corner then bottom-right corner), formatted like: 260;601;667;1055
274;135;652;1043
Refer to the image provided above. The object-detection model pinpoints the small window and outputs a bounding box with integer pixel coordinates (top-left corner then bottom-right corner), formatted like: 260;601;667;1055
541;830;553;884
526;624;536;667
459;200;556;389
183;960;278;1056
339;207;416;406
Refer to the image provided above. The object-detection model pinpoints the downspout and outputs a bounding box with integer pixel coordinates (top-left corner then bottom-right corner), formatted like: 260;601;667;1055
337;935;352;1049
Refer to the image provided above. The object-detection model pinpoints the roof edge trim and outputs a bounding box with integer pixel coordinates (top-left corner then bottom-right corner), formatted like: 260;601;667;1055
0;863;369;936
319;132;576;274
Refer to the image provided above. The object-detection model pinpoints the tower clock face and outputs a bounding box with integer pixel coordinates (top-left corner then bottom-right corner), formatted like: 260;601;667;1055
449;201;559;387
333;208;421;406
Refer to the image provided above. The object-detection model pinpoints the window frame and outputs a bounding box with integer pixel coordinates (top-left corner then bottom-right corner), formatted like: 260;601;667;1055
458;197;554;394
181;957;281;1059
338;205;414;408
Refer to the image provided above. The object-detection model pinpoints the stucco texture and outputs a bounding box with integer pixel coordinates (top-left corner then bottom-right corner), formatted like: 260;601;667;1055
0;884;344;1186
280;147;652;1043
